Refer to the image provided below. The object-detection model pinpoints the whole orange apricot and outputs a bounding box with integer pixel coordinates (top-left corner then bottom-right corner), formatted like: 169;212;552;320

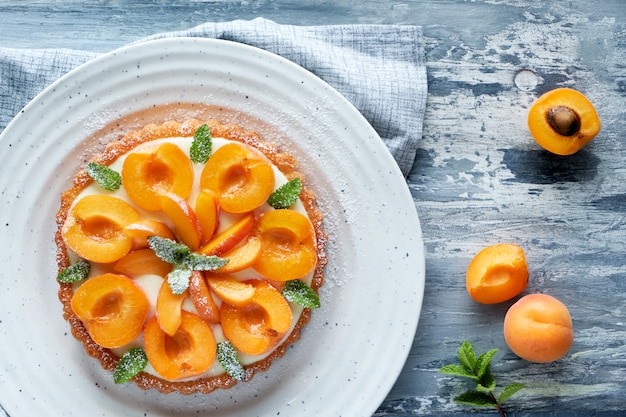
466;243;528;304
503;293;573;363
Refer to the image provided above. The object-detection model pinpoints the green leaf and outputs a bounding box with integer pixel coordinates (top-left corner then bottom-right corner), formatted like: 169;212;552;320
281;279;321;309
183;252;229;271
458;340;477;372
114;347;148;384
147;236;191;265
476;348;498;380
57;259;90;283
438;364;477;380
86;162;121;191
268;177;302;209
167;266;192;295
216;341;246;381
455;390;497;407
476;367;496;393
190;124;212;163
498;383;525;404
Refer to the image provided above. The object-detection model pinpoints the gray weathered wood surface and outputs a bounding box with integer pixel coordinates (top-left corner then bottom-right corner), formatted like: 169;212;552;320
1;1;625;416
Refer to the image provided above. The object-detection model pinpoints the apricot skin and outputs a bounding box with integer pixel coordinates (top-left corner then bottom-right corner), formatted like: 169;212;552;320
503;293;573;363
466;243;528;304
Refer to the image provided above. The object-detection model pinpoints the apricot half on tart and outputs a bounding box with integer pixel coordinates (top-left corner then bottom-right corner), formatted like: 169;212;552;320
144;311;217;380
62;194;140;263
528;88;601;155
252;209;317;281
122;142;194;210
71;273;149;349
220;280;293;356
200;142;275;214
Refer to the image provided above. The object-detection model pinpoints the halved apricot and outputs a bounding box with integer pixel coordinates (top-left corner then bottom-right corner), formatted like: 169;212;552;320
195;188;220;244
62;195;140;263
200;143;275;213
213;236;262;274
466;243;529;304
206;275;256;306
252;209;317;281
220;280;293;355
188;271;220;324
124;219;176;250
122;142;194;210
71;273;149;349
198;212;255;256
156;279;189;336
144;311;216;380
113;248;172;277
528;88;601;155
160;193;202;251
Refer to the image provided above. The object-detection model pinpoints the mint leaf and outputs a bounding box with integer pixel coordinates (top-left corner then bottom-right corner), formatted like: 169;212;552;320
282;279;320;309
459;340;477;372
498;383;525;404
147;236;191;265
167;266;192;295
476;367;496;393
57;259;90;283
476;348;498;380
439;340;524;415
217;341;246;381
114;347;148;384
455;391;497;407
86;162;121;191
268;177;302;209
438;364;477;380
190;124;212;163
183;252;229;271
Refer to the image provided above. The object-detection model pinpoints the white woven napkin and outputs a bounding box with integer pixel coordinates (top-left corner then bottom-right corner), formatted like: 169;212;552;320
0;18;426;176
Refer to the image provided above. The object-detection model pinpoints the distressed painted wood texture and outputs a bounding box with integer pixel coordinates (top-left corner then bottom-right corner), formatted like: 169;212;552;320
1;1;625;416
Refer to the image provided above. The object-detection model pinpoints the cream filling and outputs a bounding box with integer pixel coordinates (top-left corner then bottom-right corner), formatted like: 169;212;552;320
70;136;312;380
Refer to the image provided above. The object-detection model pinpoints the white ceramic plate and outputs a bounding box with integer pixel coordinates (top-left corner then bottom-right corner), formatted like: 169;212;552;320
0;38;424;417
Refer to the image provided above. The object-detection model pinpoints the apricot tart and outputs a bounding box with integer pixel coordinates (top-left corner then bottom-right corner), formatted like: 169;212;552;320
55;119;326;394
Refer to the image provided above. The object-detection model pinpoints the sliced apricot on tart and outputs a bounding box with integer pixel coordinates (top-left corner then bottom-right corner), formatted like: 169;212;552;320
124;219;176;250
198;212;255;256
71;273;149;349
144;311;216;380
62;194;140;264
221;280;293;356
156;279;189;337
195;188;220;244
122;142;194;211
113;248;172;278
206;275;256;306
188;271;220;323
160;193;202;251
200;143;275;214
252;209;317;281
213;236;262;274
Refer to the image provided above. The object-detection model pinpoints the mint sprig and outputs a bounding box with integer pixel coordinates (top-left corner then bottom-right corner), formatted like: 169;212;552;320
86;162;121;191
282;279;320;309
114;347;148;384
190;124;212;163
439;340;524;417
147;236;228;293
268;177;302;209
57;259;90;283
217;341;246;381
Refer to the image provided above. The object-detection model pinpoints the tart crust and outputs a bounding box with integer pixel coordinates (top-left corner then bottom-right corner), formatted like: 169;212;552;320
55;119;327;394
